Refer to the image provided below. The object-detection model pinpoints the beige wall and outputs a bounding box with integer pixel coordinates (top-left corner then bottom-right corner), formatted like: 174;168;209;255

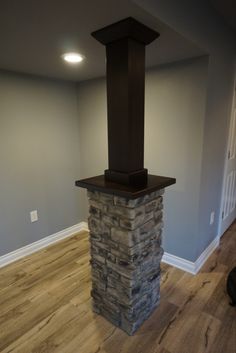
77;56;208;261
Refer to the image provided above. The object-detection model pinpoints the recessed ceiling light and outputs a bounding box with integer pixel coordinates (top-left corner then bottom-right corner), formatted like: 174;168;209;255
62;52;85;64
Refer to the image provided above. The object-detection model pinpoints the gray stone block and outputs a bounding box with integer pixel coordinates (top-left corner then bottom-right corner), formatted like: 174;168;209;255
110;228;137;247
102;214;120;227
87;189;164;335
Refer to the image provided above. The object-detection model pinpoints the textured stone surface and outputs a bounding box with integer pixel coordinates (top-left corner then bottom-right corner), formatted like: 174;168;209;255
87;189;164;335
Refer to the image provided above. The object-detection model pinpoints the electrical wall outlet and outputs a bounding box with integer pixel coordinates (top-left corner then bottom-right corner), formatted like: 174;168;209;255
210;211;215;225
30;210;38;223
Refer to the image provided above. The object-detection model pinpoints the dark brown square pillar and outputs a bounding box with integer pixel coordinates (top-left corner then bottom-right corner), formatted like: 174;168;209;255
92;18;159;186
106;39;145;173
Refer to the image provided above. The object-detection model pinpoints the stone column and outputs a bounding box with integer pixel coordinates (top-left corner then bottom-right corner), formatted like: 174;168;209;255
87;189;164;335
76;17;176;335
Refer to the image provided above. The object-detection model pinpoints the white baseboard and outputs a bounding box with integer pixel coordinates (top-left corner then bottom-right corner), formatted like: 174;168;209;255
194;236;219;274
0;221;219;275
162;252;196;274
162;236;220;275
0;221;89;268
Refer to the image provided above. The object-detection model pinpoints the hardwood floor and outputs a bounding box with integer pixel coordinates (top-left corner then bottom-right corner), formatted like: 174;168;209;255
0;224;235;353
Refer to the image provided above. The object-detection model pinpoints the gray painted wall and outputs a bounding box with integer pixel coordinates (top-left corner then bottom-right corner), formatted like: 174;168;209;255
0;0;235;264
134;0;236;259
77;56;208;261
77;78;108;220
0;71;82;256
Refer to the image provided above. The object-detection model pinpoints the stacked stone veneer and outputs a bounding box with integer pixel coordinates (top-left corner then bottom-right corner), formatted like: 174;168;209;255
87;189;165;335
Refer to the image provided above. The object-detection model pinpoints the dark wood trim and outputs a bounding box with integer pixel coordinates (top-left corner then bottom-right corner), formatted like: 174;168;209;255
91;18;161;186
76;174;176;199
91;17;159;45
76;18;176;193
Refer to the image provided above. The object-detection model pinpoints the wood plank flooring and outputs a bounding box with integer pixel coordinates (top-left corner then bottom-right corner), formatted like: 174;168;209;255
0;223;235;353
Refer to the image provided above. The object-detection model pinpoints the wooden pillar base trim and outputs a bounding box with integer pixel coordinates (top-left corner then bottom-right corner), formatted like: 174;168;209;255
104;168;148;186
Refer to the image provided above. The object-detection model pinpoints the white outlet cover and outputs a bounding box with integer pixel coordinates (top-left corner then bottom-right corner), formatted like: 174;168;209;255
210;211;214;225
30;210;38;223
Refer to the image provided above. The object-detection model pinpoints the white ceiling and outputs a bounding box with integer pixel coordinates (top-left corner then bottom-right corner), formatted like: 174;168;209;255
0;0;206;82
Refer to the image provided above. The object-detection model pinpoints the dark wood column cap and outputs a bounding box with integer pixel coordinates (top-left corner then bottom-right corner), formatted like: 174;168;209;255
91;17;159;45
76;174;176;199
